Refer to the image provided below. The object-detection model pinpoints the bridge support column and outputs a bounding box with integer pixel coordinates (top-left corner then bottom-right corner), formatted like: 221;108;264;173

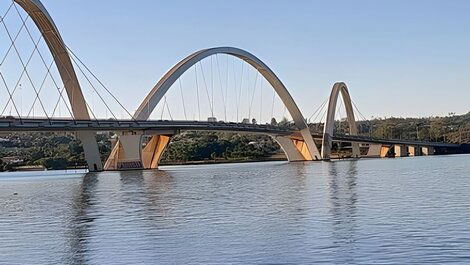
142;135;171;169
76;131;103;171
104;132;144;170
422;146;435;156
408;146;422;157
321;133;360;160
274;136;311;161
365;144;382;158
321;132;333;160
351;142;360;158
394;145;408;157
380;146;392;158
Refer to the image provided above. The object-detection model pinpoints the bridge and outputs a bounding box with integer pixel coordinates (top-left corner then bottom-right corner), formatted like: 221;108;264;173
0;118;458;150
0;0;463;171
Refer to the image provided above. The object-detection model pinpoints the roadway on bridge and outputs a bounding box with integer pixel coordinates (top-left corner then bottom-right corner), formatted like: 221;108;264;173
0;117;460;149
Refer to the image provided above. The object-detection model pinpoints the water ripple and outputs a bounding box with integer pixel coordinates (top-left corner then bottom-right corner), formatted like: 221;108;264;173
0;156;470;264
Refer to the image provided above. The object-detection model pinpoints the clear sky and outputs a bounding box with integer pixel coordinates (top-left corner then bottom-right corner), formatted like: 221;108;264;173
38;0;470;118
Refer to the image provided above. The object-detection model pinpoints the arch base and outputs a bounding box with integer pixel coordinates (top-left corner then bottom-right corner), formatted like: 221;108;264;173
274;136;314;161
104;132;144;170
142;135;171;169
104;133;171;170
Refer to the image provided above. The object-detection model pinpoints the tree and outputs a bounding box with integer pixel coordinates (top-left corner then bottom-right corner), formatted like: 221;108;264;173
38;157;68;170
418;127;430;141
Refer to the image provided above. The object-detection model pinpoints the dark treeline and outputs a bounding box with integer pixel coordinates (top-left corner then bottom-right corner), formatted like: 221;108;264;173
0;133;111;171
160;131;280;163
1;112;470;171
308;112;470;143
356;112;470;143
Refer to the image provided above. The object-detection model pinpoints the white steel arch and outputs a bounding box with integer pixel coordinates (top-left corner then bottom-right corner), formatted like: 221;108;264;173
14;0;102;170
321;82;360;159
134;47;321;160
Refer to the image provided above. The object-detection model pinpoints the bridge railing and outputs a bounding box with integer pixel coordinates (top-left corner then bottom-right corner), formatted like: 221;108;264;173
0;117;295;134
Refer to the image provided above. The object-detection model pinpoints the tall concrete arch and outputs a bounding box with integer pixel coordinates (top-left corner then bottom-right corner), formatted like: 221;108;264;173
321;82;360;159
14;0;102;170
105;47;321;170
136;47;321;160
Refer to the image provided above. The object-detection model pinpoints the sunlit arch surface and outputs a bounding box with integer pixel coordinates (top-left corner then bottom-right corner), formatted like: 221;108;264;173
321;82;360;159
134;47;321;160
13;0;102;170
13;0;89;118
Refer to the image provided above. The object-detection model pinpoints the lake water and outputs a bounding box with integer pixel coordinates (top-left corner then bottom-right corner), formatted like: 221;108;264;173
1;155;470;264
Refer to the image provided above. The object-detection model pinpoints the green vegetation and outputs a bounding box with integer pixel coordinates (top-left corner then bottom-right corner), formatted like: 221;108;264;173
356;112;470;143
1;112;469;171
160;131;280;163
0;132;111;171
307;112;470;143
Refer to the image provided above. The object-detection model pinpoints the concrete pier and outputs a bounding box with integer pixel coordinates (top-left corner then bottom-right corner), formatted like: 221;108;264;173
394;145;408;157
422;146;435;156
408;146;422;157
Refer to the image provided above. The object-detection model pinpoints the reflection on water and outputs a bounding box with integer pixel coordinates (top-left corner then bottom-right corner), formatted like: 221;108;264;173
327;161;358;264
1;156;470;264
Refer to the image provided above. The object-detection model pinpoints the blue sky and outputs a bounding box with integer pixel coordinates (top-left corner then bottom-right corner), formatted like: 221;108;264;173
41;0;470;118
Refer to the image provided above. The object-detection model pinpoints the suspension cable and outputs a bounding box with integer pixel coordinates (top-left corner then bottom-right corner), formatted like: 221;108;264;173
49;86;70;118
26;60;54;117
0;72;21;118
83;96;99;121
164;95;173;120
65;46;134;120
351;98;369;122
351;98;372;135
198;61;214;117
194;66;201;120
0;2;14;24
68;53;117;120
237;61;244;122
215;54;227;121
20;13;105;121
307;98;328;123
178;78;187;120
319;105;328;126
225;54;229;119
270;89;276;121
13;6;75;119
259;78;263;123
1;16;50;119
232;57;239;121
210;55;214;114
310;100;328;126
248;70;259;120
0;4;27;66
160;98;165;120
1;34;42;116
9;5;78;120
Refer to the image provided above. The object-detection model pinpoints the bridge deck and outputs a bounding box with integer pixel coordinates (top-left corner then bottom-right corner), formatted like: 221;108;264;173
0;118;460;148
0;118;293;135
